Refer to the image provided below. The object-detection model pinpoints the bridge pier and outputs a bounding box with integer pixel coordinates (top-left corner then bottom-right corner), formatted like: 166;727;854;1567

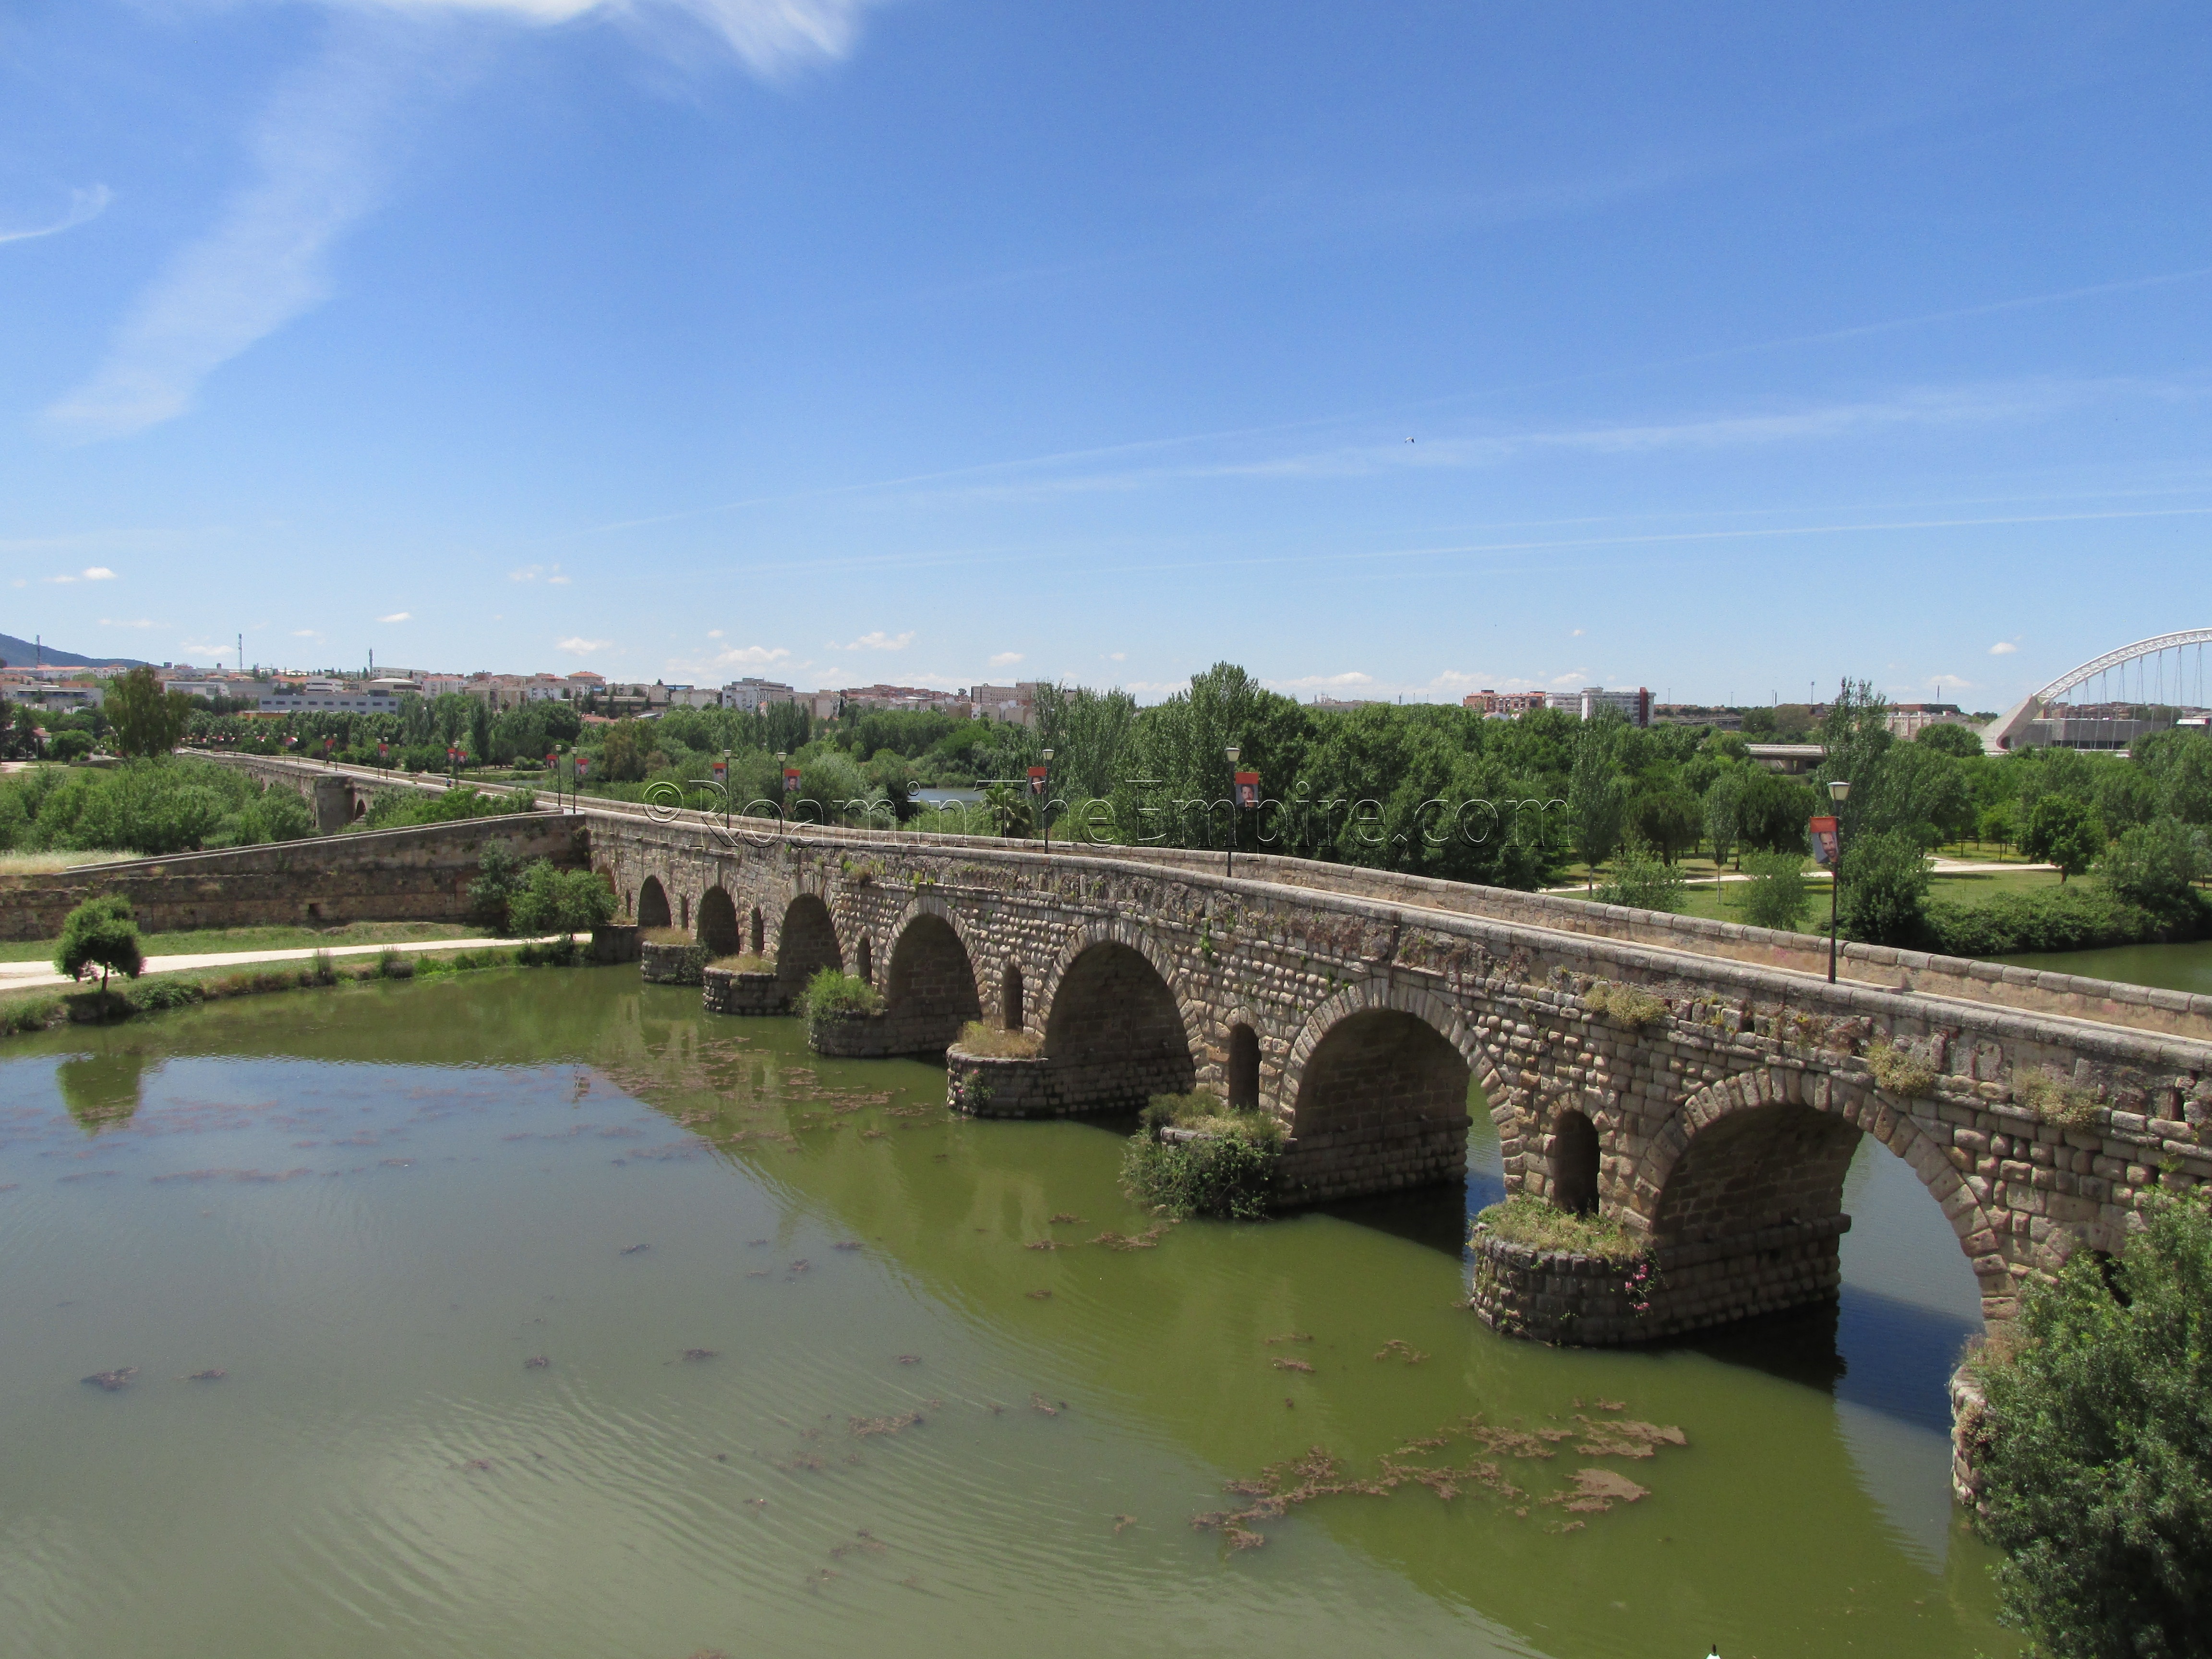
1467;1215;1850;1346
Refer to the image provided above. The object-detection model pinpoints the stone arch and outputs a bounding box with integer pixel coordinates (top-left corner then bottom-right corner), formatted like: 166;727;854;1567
774;893;842;998
881;911;984;1054
1226;1022;1261;1110
1001;961;1025;1032
856;934;874;985
1278;990;1476;1202
1034;920;1210;1062
696;885;742;956
1038;934;1197;1116
1279;978;1502;1120
1552;1108;1599;1214
637;876;672;930
1635;1067;2025;1324
749;906;765;955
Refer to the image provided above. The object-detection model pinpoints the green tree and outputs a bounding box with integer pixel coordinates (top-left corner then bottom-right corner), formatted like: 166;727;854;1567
55;894;144;993
599;721;651;782
1838;828;1931;944
505;861;617;941
1980;800;2020;854
2135;729;2212;826
1850;739;1972;848
1567;715;1631;886
1703;770;1744;869
1740;851;1811;931
1629;781;1702;864
2025;795;2108;883
1916;721;1986;757
1737;767;1820;852
469;840;526;930
1974;1195;2212;1659
1594;838;1688;912
980;779;1032;838
2099;817;2205;918
104;666;194;759
467;697;493;770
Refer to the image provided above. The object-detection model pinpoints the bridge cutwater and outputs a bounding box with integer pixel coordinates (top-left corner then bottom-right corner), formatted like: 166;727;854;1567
217;752;2212;1349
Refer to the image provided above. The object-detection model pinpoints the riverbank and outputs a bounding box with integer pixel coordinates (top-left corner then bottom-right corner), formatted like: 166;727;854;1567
0;939;601;1036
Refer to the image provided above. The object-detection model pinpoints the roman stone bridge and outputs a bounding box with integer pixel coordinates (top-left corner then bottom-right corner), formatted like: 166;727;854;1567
592;805;2212;1344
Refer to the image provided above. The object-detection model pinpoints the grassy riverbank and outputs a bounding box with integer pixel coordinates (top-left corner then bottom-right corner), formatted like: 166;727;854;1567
0;942;607;1037
0;919;478;965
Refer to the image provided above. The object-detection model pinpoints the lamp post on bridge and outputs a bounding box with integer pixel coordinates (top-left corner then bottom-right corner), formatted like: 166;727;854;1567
1812;778;1851;984
1033;748;1053;855
1224;745;1261;878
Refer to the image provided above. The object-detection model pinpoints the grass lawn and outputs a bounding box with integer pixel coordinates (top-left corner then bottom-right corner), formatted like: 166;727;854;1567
0;849;137;876
0;919;480;964
1552;861;2074;934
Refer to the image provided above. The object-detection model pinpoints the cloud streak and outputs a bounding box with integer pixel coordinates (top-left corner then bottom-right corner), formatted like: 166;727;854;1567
48;0;878;440
45;27;417;441
0;185;112;247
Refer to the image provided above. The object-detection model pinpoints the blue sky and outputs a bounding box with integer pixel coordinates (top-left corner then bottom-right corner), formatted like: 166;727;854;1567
3;0;2209;708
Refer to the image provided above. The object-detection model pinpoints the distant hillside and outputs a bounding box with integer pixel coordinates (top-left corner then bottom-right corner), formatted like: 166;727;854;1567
0;632;154;671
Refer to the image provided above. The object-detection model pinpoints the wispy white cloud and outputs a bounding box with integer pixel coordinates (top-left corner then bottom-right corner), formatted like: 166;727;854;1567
45;28;417;441
560;635;612;652
377;611;411;623
1268;670;1374;693
1989;639;2020;655
925;380;2117;507
343;0;878;76
1929;673;1975;689
0;185;112;247
987;650;1024;667
48;0;878;441
180;642;231;659
47;566;117;583
510;562;572;583
1106;651;1127;662
838;630;914;651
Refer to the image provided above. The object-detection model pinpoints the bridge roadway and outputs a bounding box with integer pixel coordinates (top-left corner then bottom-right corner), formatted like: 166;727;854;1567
225;755;2212;1344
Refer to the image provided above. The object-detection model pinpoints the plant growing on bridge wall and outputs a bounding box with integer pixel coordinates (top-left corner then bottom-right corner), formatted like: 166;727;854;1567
1582;980;1667;1030
1123;1091;1282;1221
1473;1195;1644;1264
954;1020;1039;1058
948;1069;994;1114
1971;1192;2212;1659
801;968;880;1021
1864;1038;1939;1099
2017;1067;2103;1129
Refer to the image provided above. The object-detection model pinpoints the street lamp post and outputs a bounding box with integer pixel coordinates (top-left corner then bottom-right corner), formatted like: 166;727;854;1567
1825;778;1851;984
1038;748;1054;855
1224;745;1240;878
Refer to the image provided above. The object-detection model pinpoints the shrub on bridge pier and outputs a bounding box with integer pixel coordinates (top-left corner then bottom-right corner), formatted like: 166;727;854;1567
801;968;881;1021
1122;1091;1282;1221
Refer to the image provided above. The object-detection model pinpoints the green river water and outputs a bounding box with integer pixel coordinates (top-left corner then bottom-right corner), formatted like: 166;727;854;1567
1;969;2015;1659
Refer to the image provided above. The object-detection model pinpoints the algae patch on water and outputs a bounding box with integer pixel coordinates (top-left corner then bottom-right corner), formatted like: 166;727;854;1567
1192;1402;1687;1548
